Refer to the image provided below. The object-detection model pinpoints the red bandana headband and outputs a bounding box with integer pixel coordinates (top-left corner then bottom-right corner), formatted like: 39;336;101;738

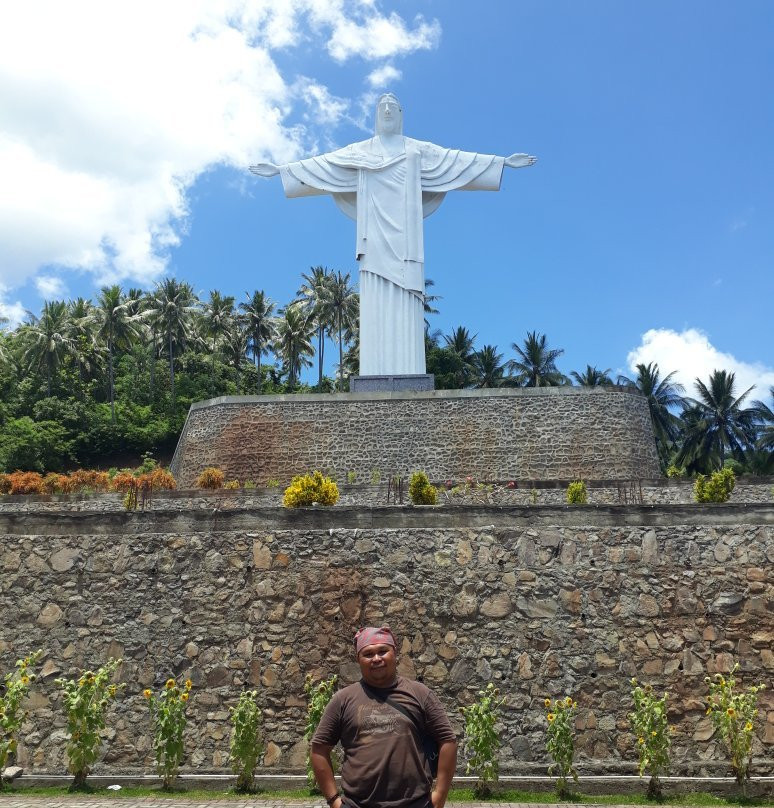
354;626;396;654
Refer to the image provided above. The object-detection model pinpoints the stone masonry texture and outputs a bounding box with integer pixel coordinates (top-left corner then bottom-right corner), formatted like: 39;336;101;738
169;388;660;488
0;503;771;778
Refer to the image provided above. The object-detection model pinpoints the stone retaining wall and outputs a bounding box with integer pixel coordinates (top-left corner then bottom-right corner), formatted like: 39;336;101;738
0;504;771;777
0;477;770;513
169;388;660;487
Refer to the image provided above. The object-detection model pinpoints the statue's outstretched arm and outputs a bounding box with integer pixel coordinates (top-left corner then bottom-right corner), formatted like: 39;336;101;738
249;163;281;178
504;153;537;169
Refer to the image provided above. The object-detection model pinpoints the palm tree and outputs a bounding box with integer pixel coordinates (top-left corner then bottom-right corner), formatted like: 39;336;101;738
296;267;333;389
94;285;143;423
423;277;441;328
571;365;613;386
507;331;566;387
472;344;506;388
321;271;358;391
273;303;315;389
239;290;276;392
222;317;250;393
203;290;235;392
22;300;73;396
148;278;199;405
752;387;774;452
0;313;10;366
617;362;684;469
444;326;477;388
66;297;99;386
677;370;757;471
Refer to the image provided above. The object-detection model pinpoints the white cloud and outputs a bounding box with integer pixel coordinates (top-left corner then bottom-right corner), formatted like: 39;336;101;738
627;328;774;397
34;275;68;300
367;64;402;88
0;1;441;293
0;288;26;329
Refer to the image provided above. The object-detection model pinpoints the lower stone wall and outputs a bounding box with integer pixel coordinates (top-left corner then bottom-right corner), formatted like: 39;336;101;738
0;505;772;777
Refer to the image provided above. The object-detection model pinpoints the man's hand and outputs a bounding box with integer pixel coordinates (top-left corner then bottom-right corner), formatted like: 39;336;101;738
431;790;445;808
504;153;537;169
249;162;280;177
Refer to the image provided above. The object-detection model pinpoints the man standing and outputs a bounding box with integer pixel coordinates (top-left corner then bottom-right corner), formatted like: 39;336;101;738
310;626;458;808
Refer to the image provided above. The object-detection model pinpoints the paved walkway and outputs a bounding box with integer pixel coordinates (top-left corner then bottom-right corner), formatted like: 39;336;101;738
0;802;626;808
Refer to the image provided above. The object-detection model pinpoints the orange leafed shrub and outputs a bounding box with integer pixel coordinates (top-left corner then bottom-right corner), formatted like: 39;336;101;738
8;471;44;495
110;472;137;493
68;469;111;492
196;467;224;490
41;473;68;494
147;468;176;490
0;474;11;494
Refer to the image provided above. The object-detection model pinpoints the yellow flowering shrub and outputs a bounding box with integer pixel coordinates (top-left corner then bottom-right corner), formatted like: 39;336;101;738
146;677;193;789
0;651;42;787
628;679;670;799
283;471;339;508
566;480;588;504
408;471;437;505
544;695;578;797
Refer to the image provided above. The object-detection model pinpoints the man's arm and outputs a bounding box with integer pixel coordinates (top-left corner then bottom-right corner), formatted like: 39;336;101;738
431;739;458;808
310;742;343;808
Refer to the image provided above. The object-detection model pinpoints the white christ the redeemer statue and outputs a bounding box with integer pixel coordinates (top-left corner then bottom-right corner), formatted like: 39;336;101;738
250;93;536;378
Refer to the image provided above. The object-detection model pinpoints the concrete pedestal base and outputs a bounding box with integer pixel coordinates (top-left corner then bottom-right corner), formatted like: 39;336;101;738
350;374;435;392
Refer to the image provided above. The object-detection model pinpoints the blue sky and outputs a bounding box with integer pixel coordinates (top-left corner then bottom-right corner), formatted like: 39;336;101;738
1;1;772;393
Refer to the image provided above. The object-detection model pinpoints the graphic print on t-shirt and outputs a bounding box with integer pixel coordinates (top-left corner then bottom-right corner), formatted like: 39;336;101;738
357;702;403;739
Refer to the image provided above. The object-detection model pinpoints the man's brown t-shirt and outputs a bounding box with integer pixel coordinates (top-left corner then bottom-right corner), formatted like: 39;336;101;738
312;677;456;808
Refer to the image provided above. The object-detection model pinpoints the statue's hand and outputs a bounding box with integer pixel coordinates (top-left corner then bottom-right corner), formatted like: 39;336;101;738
249;162;280;177
504;153;537;169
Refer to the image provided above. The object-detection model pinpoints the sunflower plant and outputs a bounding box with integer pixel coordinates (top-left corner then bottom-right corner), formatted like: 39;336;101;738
628;679;670;799
705;664;765;786
0;651;42;788
54;658;125;788
304;674;338;791
145;677;193;789
544;696;578;797
461;683;505;798
230;690;263;793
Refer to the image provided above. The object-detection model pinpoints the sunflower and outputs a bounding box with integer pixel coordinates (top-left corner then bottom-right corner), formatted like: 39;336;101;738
547;713;555;722
165;678;176;689
143;689;152;699
544;698;551;708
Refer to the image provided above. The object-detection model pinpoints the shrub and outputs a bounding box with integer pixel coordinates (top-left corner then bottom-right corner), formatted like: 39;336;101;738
243;480;256;490
196;467;224;489
544;696;578;797
370;469;382;484
408;471;437;505
230;690;262;792
145;468;176;491
0;651;42;787
566;480;588;504
347;470;357;484
694;467;735;503
111;472;137;493
8;471;44;495
304;674;338;791
68;469;111;493
145;677;193;789
628;679;670;799
54;658;125;789
0;474;10;494
224;479;240;490
41;472;67;494
461;683;505;798
666;464;685;478
705;663;765;786
283;471;339;508
266;478;280;488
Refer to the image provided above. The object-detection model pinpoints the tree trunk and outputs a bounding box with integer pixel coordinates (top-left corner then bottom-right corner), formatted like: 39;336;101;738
168;330;175;406
256;338;262;393
108;344;115;424
318;325;324;388
338;314;344;392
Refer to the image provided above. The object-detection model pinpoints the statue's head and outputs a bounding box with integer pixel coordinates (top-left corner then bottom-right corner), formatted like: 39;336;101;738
375;93;402;136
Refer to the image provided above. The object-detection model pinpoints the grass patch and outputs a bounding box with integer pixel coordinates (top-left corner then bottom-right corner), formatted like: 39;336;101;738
0;785;770;806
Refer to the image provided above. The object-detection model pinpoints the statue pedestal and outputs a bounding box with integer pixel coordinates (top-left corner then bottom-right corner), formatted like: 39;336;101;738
350;374;435;393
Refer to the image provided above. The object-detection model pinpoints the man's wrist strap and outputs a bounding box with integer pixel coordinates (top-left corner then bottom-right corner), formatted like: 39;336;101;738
325;794;339;805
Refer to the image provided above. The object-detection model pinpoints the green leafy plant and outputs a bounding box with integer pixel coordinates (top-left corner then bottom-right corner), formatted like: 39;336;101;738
666;464;685;478
283;471;339;507
628;679;671;799
145;677;193;789
0;651;42;787
705;664;765;786
224;479;240;490
243;480;256;490
304;674;338;792
544;696;578;797
230;690;263;793
54;658;125;789
408;470;437;505
370;469;382;484
461;683;505;798
347;470;357;484
694;467;735;503
266;478;280;488
566;480;588;505
530;488;539;505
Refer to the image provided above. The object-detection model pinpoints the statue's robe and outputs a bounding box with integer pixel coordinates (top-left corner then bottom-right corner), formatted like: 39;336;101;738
280;136;504;376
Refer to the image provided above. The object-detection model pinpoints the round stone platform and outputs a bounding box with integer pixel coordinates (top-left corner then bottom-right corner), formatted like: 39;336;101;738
169;387;659;488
